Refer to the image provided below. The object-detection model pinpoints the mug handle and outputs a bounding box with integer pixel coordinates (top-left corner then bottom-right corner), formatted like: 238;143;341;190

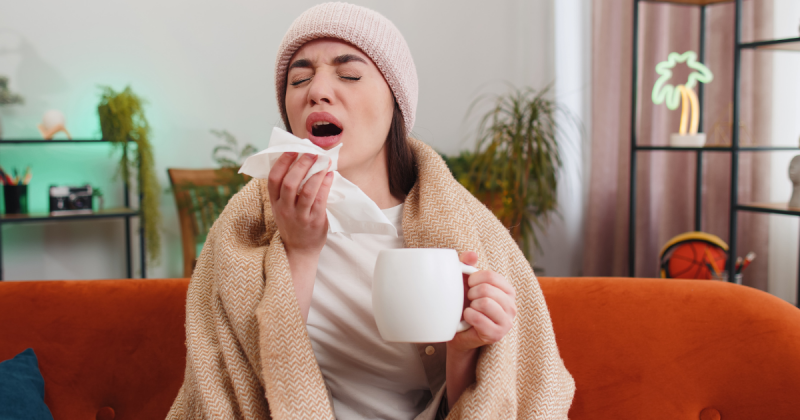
456;263;479;333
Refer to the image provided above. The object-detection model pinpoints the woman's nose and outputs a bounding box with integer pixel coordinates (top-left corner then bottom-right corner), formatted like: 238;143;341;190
307;73;334;106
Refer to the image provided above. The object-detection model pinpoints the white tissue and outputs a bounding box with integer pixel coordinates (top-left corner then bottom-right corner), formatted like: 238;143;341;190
239;127;398;237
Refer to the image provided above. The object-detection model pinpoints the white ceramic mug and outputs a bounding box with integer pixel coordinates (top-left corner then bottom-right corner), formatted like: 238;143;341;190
372;248;479;343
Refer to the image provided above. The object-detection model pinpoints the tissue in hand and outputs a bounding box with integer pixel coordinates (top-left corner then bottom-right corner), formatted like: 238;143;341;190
238;127;398;237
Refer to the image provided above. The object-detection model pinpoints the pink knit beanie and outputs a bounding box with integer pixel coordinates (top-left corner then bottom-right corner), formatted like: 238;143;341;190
275;2;418;133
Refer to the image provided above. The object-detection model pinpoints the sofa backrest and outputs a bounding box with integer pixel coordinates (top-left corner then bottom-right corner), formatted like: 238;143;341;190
2;277;799;419
0;279;188;420
541;277;800;419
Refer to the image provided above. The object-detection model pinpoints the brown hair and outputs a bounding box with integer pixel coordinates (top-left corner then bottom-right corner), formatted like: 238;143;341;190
282;101;416;200
386;101;417;199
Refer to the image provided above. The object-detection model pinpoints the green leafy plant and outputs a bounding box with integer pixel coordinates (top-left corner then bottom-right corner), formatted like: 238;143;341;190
193;129;255;213
444;85;578;260
211;129;258;168
98;86;161;264
174;130;255;250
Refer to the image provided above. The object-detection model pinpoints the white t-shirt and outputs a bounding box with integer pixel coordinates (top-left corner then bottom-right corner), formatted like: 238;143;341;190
306;204;432;420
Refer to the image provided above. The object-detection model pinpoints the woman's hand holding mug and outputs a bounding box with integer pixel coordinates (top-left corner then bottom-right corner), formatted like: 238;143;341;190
449;251;517;353
372;248;516;406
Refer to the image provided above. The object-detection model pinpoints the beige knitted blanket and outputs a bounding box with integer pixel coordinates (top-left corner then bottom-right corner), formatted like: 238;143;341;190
167;138;575;419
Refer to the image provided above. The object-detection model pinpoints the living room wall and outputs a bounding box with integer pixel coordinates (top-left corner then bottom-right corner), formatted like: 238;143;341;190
768;0;800;302
0;0;591;280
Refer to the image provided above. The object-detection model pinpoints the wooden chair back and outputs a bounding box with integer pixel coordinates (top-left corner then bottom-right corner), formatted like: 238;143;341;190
167;168;249;277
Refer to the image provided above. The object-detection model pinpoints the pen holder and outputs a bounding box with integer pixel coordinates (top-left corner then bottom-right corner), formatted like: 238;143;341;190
721;271;743;284
3;185;28;214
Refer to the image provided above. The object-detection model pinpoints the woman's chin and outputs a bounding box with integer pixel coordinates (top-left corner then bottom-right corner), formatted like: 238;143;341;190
308;133;343;149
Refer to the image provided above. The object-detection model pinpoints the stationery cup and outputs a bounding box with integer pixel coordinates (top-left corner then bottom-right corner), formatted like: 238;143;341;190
372;248;478;343
3;185;28;214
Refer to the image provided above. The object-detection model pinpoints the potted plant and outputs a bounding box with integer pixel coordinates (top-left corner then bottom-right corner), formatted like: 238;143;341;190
181;129;255;221
0;76;25;139
444;85;577;261
98;86;161;264
168;130;254;267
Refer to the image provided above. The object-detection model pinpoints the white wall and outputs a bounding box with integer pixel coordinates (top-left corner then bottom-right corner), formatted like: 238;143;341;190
768;0;800;304
1;0;588;280
532;0;591;277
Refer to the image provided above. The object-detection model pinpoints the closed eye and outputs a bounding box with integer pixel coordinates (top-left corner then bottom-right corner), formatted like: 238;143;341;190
340;76;361;81
290;77;311;86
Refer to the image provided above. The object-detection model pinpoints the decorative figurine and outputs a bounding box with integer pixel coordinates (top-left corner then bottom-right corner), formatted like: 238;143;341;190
652;51;714;147
790;155;800;208
38;109;72;140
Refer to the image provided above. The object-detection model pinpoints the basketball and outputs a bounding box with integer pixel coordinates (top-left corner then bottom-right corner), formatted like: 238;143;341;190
666;241;727;279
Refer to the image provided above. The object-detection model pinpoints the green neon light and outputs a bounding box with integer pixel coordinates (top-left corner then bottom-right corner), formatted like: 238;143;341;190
652;51;713;110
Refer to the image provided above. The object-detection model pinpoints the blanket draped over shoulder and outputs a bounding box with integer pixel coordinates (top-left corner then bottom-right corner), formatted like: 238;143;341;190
167;138;575;419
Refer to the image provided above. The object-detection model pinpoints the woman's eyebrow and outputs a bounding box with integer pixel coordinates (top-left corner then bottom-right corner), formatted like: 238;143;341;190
288;58;312;70
333;54;367;65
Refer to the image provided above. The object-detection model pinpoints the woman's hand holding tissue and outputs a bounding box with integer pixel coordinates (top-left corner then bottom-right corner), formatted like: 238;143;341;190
267;151;334;322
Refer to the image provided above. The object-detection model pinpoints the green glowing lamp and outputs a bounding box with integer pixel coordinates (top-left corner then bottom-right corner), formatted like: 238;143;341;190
651;51;713;147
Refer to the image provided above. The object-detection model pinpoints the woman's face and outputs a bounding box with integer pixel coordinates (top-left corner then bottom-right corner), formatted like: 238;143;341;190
285;38;395;173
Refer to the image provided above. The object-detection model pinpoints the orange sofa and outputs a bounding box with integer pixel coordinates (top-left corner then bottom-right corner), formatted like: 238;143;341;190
2;277;799;419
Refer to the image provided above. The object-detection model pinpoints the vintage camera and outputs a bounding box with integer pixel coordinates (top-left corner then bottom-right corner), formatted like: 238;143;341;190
50;185;93;215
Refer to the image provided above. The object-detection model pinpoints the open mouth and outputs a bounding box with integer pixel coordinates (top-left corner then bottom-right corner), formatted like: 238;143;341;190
306;112;344;148
311;121;343;137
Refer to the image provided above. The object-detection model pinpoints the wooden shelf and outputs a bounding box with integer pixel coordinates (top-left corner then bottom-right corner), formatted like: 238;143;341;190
737;203;800;217
0;207;139;224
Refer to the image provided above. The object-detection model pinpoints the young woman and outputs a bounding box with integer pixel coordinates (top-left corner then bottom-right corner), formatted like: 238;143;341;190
169;4;574;420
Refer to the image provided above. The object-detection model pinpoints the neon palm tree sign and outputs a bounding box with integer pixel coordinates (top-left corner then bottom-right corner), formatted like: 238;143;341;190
651;51;713;147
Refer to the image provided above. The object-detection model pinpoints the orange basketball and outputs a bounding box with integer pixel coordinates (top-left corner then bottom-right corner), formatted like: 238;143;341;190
666;241;727;279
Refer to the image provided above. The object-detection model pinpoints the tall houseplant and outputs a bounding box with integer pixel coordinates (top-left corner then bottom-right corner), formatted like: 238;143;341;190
445;85;576;260
98;86;161;264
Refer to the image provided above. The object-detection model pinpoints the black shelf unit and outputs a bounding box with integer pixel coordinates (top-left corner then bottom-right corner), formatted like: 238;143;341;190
0;139;145;280
629;0;800;304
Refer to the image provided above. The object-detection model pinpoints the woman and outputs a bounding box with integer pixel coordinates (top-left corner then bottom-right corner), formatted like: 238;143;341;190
169;3;574;420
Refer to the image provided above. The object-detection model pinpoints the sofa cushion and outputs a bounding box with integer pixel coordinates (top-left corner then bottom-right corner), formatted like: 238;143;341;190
0;348;54;420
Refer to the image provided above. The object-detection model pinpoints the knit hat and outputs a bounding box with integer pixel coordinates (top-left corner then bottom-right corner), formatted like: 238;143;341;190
275;2;418;133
